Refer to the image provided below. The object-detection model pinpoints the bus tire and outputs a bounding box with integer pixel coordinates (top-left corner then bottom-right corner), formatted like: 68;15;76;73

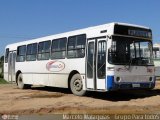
70;74;86;96
17;73;31;89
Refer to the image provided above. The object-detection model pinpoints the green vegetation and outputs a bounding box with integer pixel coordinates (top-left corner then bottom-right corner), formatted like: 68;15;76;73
0;78;8;84
0;56;7;84
0;73;3;78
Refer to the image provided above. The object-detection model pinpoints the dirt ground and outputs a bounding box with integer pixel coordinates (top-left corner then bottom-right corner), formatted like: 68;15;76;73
0;81;160;115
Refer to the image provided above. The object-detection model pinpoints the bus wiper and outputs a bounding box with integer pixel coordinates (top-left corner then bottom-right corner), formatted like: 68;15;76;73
125;58;132;71
128;58;133;69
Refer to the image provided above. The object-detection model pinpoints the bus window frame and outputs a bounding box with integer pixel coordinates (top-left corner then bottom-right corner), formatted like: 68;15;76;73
37;40;51;61
16;45;26;62
67;34;86;59
26;43;38;61
51;37;67;59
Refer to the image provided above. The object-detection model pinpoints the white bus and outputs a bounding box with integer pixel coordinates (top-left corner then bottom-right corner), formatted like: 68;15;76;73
153;44;160;77
4;22;156;96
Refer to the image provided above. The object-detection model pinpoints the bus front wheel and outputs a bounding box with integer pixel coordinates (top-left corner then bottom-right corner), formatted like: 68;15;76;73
70;74;86;96
17;73;31;89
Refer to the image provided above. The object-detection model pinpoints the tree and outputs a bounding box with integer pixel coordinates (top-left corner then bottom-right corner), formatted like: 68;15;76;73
0;56;4;78
0;56;4;62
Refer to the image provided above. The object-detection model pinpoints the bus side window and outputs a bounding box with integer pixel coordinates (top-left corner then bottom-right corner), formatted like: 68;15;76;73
17;45;26;62
67;34;86;58
37;41;51;60
5;48;9;63
51;38;67;59
26;43;37;61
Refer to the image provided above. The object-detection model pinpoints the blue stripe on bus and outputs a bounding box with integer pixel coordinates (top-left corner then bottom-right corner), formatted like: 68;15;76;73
106;76;114;91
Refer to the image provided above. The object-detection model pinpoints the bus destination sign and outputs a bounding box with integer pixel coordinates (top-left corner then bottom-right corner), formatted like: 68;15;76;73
114;24;152;39
128;29;152;38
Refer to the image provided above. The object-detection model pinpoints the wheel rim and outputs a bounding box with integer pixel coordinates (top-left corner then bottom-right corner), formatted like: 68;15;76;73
73;79;83;91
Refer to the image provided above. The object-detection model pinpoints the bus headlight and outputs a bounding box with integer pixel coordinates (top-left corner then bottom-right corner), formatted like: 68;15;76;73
116;77;121;82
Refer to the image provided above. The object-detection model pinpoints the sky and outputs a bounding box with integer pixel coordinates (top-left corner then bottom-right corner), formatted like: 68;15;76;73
0;0;160;56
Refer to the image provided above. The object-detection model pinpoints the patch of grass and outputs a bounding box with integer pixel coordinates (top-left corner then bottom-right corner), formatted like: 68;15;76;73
0;78;8;84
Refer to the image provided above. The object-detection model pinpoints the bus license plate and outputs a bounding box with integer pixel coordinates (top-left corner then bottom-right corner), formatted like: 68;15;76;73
132;84;140;88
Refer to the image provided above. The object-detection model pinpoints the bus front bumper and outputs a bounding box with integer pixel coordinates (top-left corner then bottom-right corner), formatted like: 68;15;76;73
106;76;156;91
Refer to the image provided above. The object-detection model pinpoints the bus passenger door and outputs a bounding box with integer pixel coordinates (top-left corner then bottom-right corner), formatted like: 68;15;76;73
86;38;106;90
8;51;16;82
96;39;106;90
86;40;95;89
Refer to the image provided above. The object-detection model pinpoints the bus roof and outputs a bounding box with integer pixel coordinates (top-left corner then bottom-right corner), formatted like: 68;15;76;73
5;22;150;50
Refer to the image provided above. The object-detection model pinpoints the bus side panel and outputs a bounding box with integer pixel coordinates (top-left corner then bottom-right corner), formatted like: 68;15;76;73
32;74;48;85
48;74;68;88
3;63;8;81
50;58;85;88
23;74;33;84
15;58;85;88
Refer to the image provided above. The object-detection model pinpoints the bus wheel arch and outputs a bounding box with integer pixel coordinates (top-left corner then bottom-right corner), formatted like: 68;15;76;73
68;70;79;89
68;70;86;96
16;70;22;85
16;71;31;89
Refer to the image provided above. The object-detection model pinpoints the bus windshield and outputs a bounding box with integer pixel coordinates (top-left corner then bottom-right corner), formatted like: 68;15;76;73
108;36;153;66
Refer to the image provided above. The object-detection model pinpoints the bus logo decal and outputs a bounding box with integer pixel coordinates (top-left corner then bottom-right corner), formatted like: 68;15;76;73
46;61;65;72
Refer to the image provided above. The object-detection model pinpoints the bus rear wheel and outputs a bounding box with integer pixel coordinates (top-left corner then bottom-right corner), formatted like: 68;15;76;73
70;74;86;96
17;73;31;89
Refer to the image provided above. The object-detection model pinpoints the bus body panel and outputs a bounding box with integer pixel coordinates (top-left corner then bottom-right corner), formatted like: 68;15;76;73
15;58;85;88
3;22;155;92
